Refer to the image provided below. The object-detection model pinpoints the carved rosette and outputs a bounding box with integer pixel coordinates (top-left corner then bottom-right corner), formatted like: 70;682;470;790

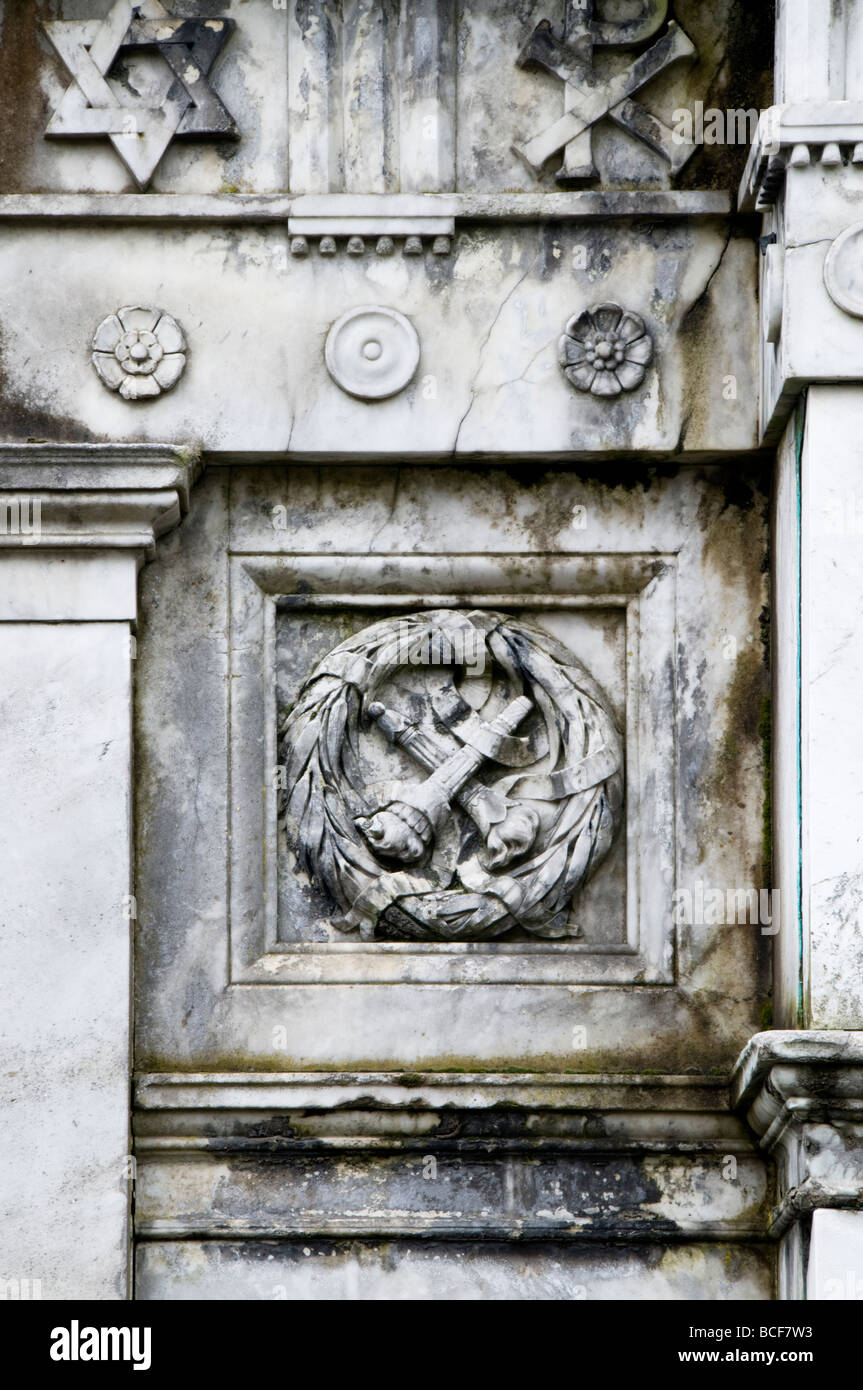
91;306;187;400
280;610;624;942
325;305;420;400
559;304;653;397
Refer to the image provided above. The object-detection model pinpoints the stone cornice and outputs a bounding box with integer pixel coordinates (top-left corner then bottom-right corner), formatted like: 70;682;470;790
732;1031;863;1237
740;103;863;212
135;1070;752;1151
740;96;863;440
0;443;200;557
0;190;732;225
732;1030;863;1130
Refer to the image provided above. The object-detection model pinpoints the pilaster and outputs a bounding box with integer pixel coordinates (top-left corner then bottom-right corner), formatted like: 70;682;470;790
733;1032;863;1299
0;444;198;1299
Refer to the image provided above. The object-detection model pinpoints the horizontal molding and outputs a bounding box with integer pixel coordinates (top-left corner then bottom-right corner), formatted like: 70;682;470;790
136;1218;767;1243
0;194;293;222
243;553;673;596
739;103;863;211
0;191;731;226
731;1030;863;1123
133;1144;768;1243
0;447;201;615
133;1072;768;1243
288;193;456;238
0;492;181;544
770;1177;863;1238
136;1070;732;1117
731;1032;863;1243
0;444;200;562
0;443;199;510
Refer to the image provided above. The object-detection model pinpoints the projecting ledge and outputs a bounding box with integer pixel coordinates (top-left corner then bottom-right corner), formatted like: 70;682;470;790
0;190;732;225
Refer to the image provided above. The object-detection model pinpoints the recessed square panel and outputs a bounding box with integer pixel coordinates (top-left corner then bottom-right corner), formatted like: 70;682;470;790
228;553;676;985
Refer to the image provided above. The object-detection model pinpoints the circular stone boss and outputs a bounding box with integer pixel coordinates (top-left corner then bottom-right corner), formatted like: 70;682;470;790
824;221;863;319
325;305;421;400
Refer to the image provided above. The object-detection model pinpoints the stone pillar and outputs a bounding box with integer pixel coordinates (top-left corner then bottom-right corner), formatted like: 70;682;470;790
736;0;863;1298
0;445;196;1300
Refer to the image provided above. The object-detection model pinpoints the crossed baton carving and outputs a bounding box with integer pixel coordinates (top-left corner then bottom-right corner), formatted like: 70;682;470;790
514;1;696;182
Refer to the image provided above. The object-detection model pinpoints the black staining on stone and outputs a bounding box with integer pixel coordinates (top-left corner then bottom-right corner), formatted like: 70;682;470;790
714;459;771;518
679;224;734;339
0;323;98;441
0;397;99;445
676;0;776;195
758;602;770;666
146;1131;702;1239
537;223;565;281
0;1;57;193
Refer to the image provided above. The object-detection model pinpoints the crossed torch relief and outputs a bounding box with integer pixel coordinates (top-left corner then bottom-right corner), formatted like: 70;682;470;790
514;1;696;183
356;695;540;871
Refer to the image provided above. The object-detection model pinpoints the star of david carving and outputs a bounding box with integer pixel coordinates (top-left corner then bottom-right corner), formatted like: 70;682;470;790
43;0;237;190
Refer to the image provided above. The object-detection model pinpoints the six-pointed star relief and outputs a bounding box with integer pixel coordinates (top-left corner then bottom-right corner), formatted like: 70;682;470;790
43;1;236;189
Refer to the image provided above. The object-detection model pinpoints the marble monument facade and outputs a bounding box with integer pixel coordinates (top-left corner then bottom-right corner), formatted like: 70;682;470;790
1;0;862;1301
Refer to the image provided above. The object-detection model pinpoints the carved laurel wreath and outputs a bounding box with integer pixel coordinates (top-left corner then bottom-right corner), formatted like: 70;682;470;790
280;610;624;942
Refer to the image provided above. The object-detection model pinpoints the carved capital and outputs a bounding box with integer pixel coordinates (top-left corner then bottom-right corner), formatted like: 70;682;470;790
733;1031;863;1238
0;442;199;557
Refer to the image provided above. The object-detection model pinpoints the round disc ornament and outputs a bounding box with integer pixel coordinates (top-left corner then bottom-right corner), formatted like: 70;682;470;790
324;305;420;400
824;221;863;318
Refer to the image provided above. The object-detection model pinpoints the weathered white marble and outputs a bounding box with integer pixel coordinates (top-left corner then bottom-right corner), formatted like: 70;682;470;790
801;389;863;1028
324;304;420;400
4;0;859;1308
732;1031;863;1298
137;1239;773;1302
135;463;769;1072
808;1211;863;1300
771;410;802;1030
0;623;133;1299
745;2;863;439
4;0;287;195
0;446;195;1299
0;218;757;455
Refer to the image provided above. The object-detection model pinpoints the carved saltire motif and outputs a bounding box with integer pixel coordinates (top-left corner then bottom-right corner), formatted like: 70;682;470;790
280;610;623;942
43;0;236;190
515;1;696;183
